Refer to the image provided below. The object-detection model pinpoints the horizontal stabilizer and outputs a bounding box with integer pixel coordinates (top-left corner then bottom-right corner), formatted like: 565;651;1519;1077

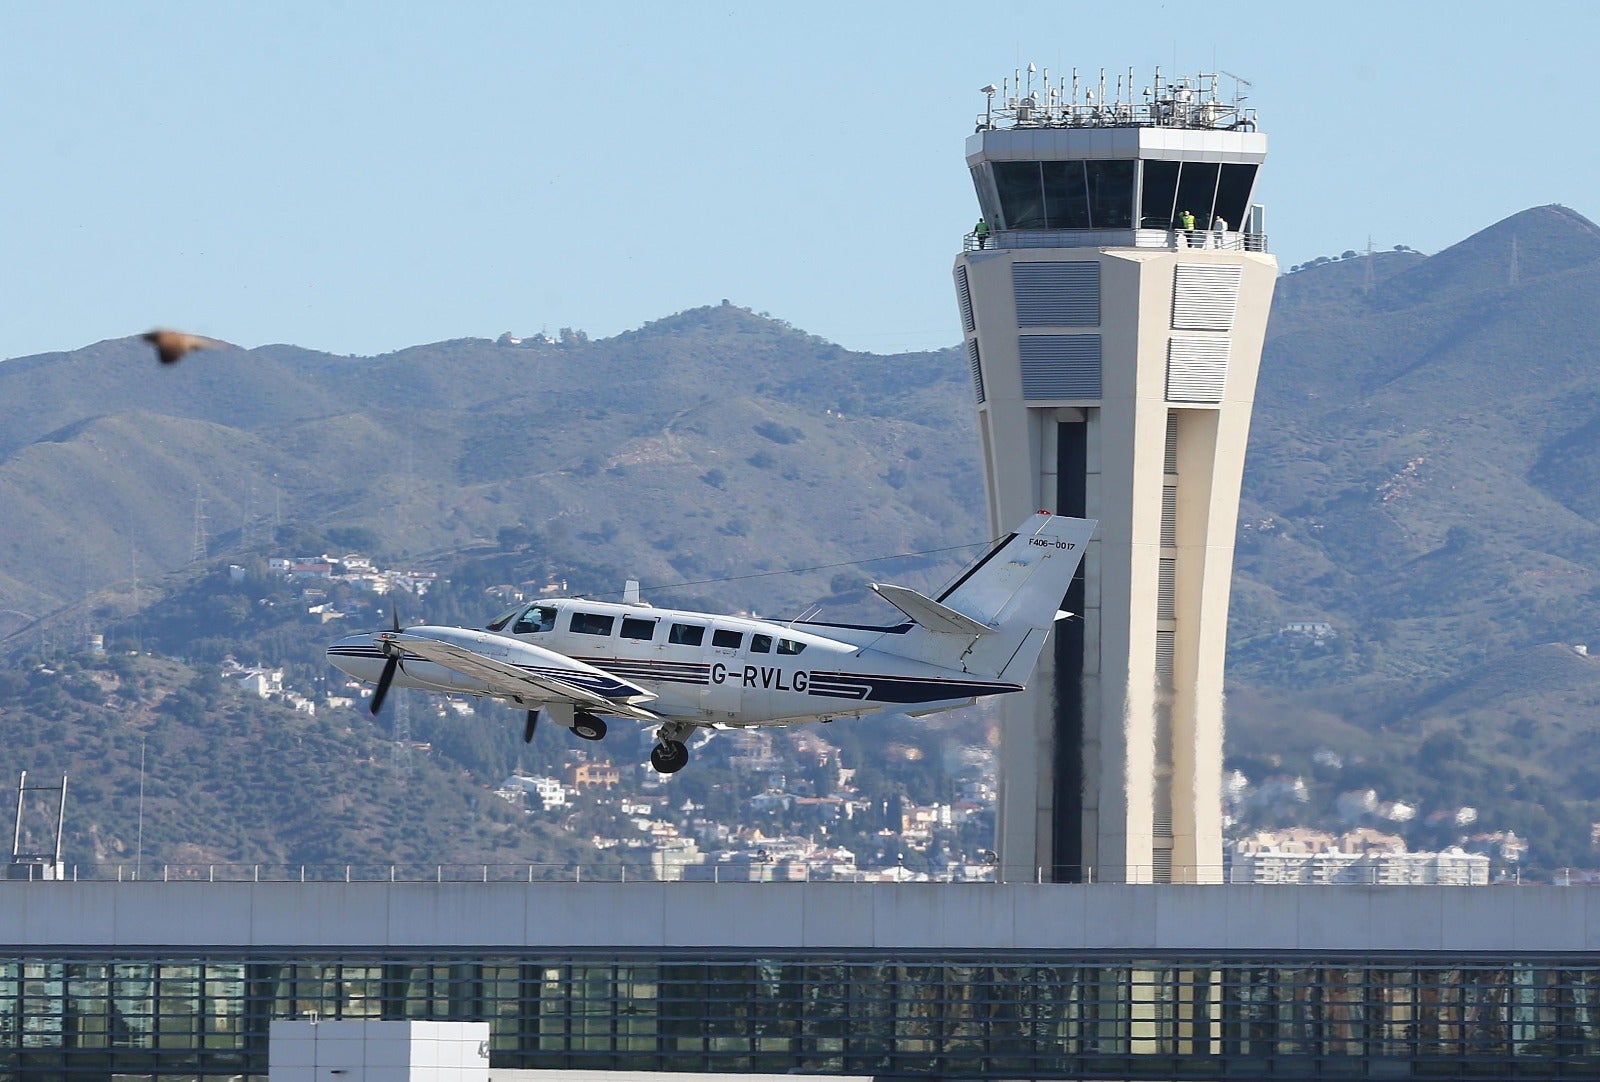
870;582;995;637
864;513;1095;678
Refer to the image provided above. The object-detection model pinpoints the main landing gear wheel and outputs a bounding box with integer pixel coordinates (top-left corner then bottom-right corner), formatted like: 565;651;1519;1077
572;712;607;741
650;741;689;774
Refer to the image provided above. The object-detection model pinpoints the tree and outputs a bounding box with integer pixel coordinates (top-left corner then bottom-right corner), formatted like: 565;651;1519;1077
160;688;206;726
1417;730;1467;765
326;526;382;555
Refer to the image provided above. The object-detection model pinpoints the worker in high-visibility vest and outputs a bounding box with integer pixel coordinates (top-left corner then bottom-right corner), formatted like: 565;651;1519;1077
974;218;990;249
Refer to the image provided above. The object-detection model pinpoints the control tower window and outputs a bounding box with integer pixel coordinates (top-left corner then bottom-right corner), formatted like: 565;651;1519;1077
1174;162;1221;229
1141;161;1180;227
1086;161;1134;229
1041;162;1090;229
993;161;1047;229
970;163;1002;227
1214;164;1259;230
994;160;1135;230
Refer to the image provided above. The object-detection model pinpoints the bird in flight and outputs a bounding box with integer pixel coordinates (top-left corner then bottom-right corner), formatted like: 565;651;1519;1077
142;328;233;365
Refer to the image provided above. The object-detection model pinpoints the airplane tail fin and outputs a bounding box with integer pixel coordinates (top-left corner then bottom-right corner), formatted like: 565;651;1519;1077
870;512;1096;682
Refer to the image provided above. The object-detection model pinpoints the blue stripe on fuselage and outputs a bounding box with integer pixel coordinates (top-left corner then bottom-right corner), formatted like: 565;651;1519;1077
805;671;1020;705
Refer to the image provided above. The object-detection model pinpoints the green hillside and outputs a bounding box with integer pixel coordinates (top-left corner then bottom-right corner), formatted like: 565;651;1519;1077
0;650;619;872
0;304;984;624
8;208;1600;872
1225;205;1600;866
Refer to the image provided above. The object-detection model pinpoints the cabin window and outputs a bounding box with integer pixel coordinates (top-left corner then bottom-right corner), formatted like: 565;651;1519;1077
776;638;807;655
486;605;520;632
750;634;772;653
668;623;705;646
620;617;657;641
513;605;558;634
712;629;743;649
569;611;615;636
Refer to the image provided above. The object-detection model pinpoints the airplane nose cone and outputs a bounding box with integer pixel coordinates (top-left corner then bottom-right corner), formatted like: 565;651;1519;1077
327;631;383;680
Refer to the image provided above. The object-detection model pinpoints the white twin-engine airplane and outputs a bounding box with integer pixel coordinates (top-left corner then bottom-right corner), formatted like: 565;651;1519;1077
327;512;1096;774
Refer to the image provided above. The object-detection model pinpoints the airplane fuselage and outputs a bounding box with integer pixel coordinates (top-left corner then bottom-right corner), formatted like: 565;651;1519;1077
328;597;1017;727
325;512;1097;773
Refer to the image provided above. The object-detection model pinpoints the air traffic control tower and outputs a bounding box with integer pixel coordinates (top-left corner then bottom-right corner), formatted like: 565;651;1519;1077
954;70;1275;884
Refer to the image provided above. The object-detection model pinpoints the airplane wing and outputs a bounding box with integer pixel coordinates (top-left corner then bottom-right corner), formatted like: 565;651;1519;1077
381;632;662;722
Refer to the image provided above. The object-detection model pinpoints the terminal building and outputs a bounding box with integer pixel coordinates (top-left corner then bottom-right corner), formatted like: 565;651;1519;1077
953;71;1275;885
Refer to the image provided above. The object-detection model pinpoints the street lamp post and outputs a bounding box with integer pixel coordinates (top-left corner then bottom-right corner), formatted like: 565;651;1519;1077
135;737;145;881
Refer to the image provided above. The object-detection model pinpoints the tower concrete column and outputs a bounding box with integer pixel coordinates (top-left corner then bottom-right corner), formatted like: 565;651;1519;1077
954;70;1277;883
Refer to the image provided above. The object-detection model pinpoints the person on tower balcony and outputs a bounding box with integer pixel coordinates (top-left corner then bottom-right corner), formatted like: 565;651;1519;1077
1179;209;1196;246
1212;214;1229;248
974;217;990;249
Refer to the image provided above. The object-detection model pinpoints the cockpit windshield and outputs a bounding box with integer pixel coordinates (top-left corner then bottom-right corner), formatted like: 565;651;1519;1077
486;605;521;632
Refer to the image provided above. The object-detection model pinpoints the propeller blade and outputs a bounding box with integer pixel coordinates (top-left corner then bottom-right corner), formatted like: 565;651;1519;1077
369;608;405;716
370;655;399;715
523;709;540;744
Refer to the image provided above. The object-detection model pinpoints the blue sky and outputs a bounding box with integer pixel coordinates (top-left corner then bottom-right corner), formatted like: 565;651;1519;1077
2;1;1595;361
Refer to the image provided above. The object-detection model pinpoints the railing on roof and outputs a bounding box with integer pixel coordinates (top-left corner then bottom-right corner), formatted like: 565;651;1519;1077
0;862;1522;885
974;69;1259;134
5;862;898;885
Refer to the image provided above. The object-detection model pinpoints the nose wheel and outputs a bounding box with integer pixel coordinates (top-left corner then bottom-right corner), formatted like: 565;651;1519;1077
650;740;689;774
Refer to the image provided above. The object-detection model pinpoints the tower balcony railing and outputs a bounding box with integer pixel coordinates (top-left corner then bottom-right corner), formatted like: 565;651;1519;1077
966;228;1268;254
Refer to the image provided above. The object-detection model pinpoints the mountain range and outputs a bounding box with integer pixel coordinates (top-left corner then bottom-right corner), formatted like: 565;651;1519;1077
5;203;1600;869
0;307;981;628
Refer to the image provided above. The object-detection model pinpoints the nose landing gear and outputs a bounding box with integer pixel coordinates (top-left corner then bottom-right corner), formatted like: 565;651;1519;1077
649;721;695;774
649;741;689;774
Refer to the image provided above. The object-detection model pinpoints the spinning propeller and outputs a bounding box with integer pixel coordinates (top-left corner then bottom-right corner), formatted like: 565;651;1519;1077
367;608;543;743
370;608;403;716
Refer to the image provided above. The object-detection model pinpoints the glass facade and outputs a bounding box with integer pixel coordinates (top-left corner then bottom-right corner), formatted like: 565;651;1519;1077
980;159;1259;235
5;953;1600;1079
990;161;1136;230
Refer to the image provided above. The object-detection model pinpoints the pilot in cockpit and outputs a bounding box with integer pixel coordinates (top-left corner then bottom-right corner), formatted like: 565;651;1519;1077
512;604;557;635
486;602;558;635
